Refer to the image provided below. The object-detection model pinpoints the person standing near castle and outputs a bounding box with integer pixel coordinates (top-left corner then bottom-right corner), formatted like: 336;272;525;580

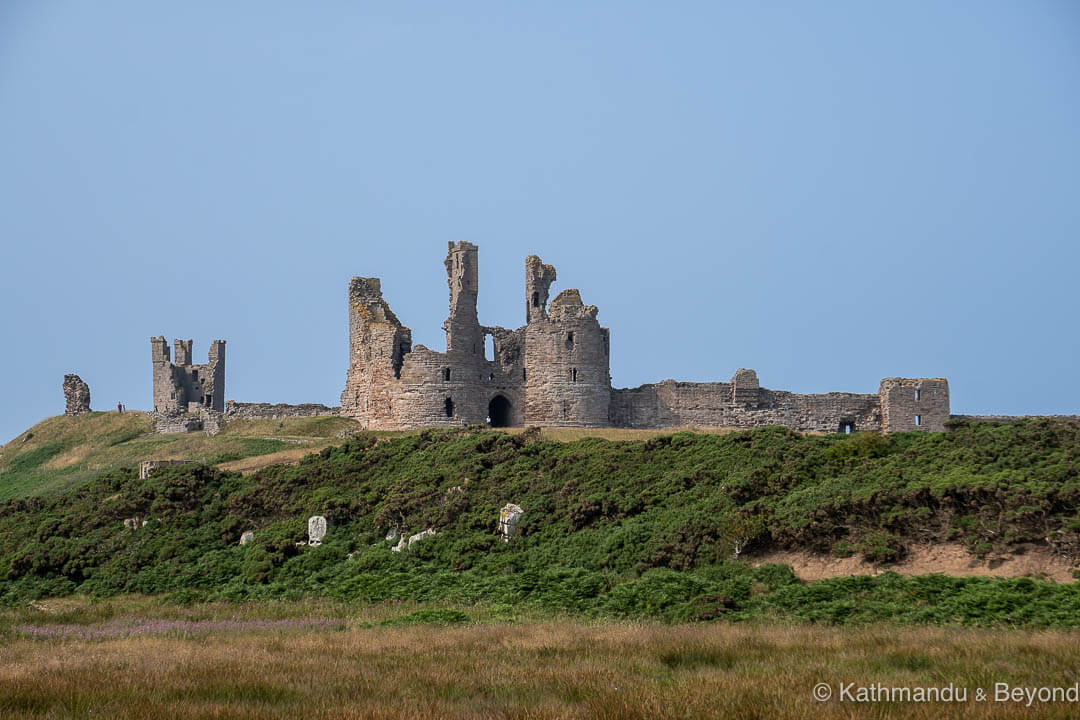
117;401;124;414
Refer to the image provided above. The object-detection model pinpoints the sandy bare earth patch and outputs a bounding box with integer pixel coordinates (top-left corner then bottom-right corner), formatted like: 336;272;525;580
754;543;1078;584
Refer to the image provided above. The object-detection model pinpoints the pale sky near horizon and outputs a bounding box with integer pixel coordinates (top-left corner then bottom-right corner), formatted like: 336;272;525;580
1;1;1078;444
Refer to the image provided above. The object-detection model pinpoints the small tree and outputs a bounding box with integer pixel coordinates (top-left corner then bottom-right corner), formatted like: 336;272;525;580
723;514;766;560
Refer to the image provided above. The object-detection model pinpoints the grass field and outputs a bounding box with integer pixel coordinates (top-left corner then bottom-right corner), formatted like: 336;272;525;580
1;598;1078;719
0;413;363;500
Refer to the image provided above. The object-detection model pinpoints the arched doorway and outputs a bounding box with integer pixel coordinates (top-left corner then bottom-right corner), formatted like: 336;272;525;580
488;395;511;428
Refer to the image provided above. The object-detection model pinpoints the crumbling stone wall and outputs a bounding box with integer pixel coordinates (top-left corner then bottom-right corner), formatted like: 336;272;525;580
62;374;91;415
610;371;883;433
340;244;949;433
224;402;341;420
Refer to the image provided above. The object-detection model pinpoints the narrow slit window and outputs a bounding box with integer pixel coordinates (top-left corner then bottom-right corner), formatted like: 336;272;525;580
914;389;921;402
523;368;526;381
444;398;454;417
443;368;451;382
915;414;922;426
531;291;539;307
571;368;578;382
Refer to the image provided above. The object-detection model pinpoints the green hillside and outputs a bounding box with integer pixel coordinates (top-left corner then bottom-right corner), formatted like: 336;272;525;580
0;412;362;501
1;418;1079;625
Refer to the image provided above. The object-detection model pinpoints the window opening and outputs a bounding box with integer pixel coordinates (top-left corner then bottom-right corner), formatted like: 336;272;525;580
915;415;922;426
443;368;451;382
914;389;921;402
531;291;539;307
444;398;454;417
571;368;578;382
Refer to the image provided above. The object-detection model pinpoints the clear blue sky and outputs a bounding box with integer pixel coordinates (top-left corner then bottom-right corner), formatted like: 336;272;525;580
2;1;1078;443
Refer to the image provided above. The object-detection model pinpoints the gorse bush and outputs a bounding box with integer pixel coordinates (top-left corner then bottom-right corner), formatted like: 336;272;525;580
1;419;1079;625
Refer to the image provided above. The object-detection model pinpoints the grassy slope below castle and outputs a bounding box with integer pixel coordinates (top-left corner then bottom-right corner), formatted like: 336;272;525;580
1;418;1079;625
0;413;743;502
0;413;364;501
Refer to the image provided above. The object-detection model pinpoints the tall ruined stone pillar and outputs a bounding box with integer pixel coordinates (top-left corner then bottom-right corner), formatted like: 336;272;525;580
63;374;91;415
442;241;483;358
151;336;182;414
206;340;226;412
525;255;556;324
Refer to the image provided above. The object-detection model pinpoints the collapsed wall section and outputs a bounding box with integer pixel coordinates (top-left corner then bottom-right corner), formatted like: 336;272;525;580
610;369;882;432
224;402;341;420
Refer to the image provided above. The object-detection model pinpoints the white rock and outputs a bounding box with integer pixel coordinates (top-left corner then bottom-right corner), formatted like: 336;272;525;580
239;531;255;546
407;528;436;547
385;528;399;541
390;536;406;553
308;515;328;546
498;504;524;542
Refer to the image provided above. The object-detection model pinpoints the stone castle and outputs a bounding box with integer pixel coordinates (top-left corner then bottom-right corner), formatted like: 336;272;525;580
339;242;950;433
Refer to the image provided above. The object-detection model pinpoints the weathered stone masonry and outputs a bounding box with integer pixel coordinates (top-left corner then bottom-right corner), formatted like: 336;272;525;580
151;337;225;414
341;244;950;433
150;337;226;433
62;374;91;416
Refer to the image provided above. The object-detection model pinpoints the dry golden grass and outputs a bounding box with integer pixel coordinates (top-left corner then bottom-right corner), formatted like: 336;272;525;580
1;604;1077;719
218;446;325;475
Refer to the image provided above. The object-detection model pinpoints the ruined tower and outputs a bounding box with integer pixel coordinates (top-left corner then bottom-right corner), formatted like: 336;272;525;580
523;271;612;427
340;278;412;424
151;336;226;414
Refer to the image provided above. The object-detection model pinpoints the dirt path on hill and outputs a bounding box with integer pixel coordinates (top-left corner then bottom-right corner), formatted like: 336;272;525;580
754;543;1077;584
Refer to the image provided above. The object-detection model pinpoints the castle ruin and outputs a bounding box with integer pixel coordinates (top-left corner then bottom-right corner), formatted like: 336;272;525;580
150;337;226;432
341;243;950;433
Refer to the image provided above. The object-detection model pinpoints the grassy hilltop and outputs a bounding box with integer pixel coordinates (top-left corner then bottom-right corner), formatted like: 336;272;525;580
1;416;1079;625
0;412;361;501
